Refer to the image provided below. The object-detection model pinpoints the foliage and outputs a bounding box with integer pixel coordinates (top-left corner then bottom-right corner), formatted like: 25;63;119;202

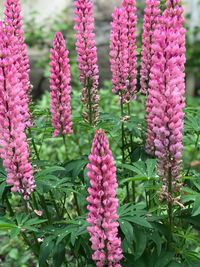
0;2;200;267
0;84;200;266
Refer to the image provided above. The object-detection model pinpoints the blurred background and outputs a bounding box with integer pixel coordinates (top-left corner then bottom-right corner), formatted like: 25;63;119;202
0;0;199;99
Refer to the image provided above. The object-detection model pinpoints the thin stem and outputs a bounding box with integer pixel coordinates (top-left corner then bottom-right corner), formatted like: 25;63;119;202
87;79;93;126
128;102;136;204
28;128;40;160
167;168;173;248
186;133;200;176
50;191;60;218
120;95;130;202
62;134;68;155
74;192;81;216
32;192;39;210
5;196;14;216
38;194;51;224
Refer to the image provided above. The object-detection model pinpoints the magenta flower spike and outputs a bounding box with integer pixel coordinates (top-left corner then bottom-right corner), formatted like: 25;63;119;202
140;0;160;94
110;8;129;97
50;32;73;137
4;0;31;127
146;3;186;199
0;23;35;198
146;0;185;156
74;0;99;125
87;130;123;267
122;0;137;102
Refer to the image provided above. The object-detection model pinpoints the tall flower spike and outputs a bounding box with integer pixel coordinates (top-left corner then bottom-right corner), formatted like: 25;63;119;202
140;0;160;94
110;8;129;97
0;23;35;198
74;0;99;125
87;130;123;267
122;0;137;102
50;32;73;137
4;0;31;127
146;6;186;201
146;0;185;156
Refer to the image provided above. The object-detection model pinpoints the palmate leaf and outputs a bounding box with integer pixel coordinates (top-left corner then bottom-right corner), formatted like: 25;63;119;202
64;158;88;182
0;217;17;231
121;159;157;180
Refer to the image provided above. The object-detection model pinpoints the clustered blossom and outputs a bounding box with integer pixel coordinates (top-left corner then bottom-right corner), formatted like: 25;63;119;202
50;32;73;137
146;0;186;199
110;8;129;97
110;0;137;103
0;23;35;198
140;0;160;94
4;0;31;127
74;0;99;125
122;0;137;102
87;130;123;267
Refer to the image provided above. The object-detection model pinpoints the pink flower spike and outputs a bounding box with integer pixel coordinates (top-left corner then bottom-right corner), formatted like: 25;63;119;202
74;0;100;125
4;0;31;127
122;0;138;102
50;32;73;137
110;8;129;97
87;130;123;267
146;0;186;198
0;22;35;198
140;0;160;94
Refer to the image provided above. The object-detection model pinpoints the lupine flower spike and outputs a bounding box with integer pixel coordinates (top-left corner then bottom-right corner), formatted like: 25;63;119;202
146;0;186;202
4;0;31;127
87;130;123;267
50;32;73;137
140;0;160;94
0;23;35;198
122;0;137;102
74;0;99;125
110;8;129;97
110;0;137;103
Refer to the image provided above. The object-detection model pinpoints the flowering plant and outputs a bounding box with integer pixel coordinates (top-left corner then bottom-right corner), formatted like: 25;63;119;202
0;0;200;266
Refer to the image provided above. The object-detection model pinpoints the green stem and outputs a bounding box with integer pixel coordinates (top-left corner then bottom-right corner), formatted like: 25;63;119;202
74;192;81;216
120;96;130;202
128;103;136;203
50;191;60;218
167;168;173;248
28;128;40;160
5;196;14;216
38;194;51;223
87;79;93;126
186;133;200;176
62;134;68;155
32;192;39;210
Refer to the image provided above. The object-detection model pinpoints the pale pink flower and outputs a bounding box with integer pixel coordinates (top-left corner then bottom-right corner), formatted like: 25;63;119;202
0;23;35;198
146;1;186;197
4;0;31;127
122;0;137;102
110;8;129;97
74;0;99;124
50;32;73;137
140;0;160;94
87;130;123;267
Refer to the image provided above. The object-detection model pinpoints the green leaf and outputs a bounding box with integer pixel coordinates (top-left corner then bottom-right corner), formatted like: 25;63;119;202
36;166;66;179
134;229;147;259
39;236;55;267
125;216;152;228
154;252;174;267
53;242;65;267
192;197;200;216
119;219;134;244
0;218;17;231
